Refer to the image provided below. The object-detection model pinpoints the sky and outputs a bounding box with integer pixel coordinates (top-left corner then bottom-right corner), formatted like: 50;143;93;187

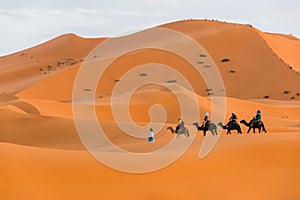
0;0;299;56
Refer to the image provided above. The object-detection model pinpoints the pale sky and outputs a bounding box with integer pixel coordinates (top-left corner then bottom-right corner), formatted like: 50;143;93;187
0;0;299;56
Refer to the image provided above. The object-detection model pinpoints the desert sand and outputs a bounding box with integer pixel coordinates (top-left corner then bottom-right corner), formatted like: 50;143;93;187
0;19;300;200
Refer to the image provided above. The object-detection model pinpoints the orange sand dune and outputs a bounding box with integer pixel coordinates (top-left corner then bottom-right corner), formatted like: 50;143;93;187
2;88;300;199
18;20;300;102
258;31;300;72
3;87;300;150
1;132;300;200
0;19;300;200
0;108;83;150
0;34;104;93
162;20;300;100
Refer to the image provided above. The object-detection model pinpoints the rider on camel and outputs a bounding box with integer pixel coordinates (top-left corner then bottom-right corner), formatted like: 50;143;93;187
175;118;184;133
202;112;210;129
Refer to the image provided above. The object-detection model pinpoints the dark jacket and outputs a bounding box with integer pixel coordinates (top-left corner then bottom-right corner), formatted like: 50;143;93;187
255;113;262;120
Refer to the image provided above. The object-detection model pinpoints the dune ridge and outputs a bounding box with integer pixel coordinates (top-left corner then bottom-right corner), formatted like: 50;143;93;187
258;31;300;72
15;20;300;102
0;34;104;94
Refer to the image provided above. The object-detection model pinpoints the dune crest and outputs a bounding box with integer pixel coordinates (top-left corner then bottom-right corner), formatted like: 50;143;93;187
14;20;300;102
258;31;300;72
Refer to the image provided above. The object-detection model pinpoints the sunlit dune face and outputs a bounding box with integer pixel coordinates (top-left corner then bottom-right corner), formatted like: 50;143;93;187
95;48;206;96
93;49;205;153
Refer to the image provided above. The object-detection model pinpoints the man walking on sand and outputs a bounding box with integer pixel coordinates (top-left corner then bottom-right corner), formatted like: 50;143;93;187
148;128;155;142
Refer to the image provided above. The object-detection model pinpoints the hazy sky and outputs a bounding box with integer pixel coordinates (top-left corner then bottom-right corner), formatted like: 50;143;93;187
0;0;299;56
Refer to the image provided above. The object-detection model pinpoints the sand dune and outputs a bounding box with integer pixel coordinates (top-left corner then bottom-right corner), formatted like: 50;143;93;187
162;20;300;100
2;88;300;151
17;20;300;102
0;34;104;94
1;132;300;200
0;19;300;200
259;32;300;72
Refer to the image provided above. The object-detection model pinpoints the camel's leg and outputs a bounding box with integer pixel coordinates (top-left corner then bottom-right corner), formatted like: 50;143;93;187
247;127;251;134
204;131;206;136
169;128;174;134
262;125;267;133
238;129;242;134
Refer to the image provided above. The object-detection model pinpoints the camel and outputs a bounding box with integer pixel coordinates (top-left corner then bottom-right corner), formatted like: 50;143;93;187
192;122;217;136
218;121;242;135
167;126;189;139
240;119;267;133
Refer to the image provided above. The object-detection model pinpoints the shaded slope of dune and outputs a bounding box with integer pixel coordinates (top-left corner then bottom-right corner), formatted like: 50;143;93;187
0;109;83;150
258;31;300;72
0;34;104;93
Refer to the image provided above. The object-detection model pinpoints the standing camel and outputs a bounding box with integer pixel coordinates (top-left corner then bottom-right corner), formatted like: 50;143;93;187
240;119;267;133
193;122;217;136
218;121;242;135
167;126;189;138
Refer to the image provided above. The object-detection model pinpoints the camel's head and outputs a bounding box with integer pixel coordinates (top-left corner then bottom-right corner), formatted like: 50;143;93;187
192;122;198;126
166;127;172;130
218;122;227;129
240;120;246;124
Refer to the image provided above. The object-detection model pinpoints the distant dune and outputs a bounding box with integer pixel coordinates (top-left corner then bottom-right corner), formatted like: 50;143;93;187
12;20;300;101
0;34;104;94
0;19;299;200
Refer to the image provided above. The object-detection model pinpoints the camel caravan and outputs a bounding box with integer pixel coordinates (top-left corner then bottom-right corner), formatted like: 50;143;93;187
167;110;267;138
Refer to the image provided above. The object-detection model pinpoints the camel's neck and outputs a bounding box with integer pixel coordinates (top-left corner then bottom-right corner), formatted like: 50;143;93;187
219;123;226;129
169;127;175;133
242;121;250;126
172;127;176;133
